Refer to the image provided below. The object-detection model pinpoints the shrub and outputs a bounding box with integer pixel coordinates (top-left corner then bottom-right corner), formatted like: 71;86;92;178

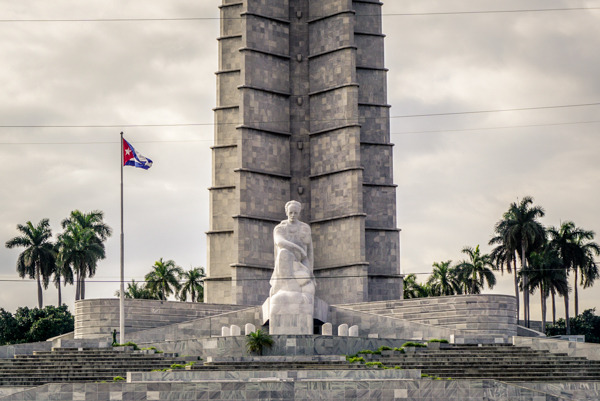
113;376;125;382
365;362;383;368
377;346;393;352
347;356;365;364
113;341;140;350
393;347;405;353
170;364;185;369
402;341;426;348
427;339;449;344
246;329;274;356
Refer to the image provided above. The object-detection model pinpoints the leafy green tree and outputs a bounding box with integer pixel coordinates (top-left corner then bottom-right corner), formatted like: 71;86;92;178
426;261;461;296
0;305;74;345
5;219;56;308
58;224;105;301
60;210;112;300
455;245;496;294
145;258;184;300
0;309;19;345
179;267;206;302
546;309;600;343
522;246;569;332
496;196;546;327
246;329;274;356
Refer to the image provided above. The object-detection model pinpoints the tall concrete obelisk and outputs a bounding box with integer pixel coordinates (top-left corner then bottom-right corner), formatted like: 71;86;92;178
205;0;402;306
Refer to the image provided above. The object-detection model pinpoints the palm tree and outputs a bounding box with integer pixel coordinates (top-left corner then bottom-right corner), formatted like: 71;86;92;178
5;219;56;308
497;196;545;327
489;230;520;323
426;261;460;296
574;232;600;316
179;267;206;302
145;258;183;300
455;245;496;294
549;221;600;332
57;224;105;301
60;210;112;300
246;329;274;356
403;274;429;299
115;279;158;299
522;246;568;333
52;241;74;306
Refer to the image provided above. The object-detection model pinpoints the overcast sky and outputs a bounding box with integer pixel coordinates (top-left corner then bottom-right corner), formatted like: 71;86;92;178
0;1;599;324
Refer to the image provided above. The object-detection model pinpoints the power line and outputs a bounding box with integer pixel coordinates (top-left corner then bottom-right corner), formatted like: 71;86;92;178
0;7;599;23
0;118;599;145
0;102;598;131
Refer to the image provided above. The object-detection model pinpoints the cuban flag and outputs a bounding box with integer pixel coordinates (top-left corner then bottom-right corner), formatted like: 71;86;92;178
122;138;153;170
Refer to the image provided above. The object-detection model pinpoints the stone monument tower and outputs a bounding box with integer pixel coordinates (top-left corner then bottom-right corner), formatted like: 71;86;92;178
205;0;402;307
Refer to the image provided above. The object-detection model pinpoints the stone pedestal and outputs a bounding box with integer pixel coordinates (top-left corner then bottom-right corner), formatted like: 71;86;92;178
269;291;314;335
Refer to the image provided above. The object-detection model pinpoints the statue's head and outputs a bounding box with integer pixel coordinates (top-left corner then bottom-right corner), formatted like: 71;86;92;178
285;200;302;223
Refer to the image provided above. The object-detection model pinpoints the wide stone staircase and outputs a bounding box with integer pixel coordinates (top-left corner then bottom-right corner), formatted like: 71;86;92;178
372;344;600;381
0;346;190;386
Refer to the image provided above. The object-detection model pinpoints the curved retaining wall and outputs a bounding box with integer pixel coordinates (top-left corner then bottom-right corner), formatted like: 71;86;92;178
74;299;246;339
337;294;518;339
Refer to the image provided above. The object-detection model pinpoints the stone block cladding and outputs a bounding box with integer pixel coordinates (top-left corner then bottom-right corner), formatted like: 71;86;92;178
206;0;402;306
73;299;245;339
0;379;572;400
337;294;519;341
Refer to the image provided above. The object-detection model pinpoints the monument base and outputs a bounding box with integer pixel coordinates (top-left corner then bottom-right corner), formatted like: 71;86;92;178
262;296;329;335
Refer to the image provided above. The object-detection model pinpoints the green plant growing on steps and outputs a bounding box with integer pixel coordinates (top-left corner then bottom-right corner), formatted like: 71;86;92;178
112;341;139;350
170;364;185;369
246;329;274;356
377;346;393;352
347;356;365;364
365;361;383;368
393;347;405;353
403;341;426;347
113;376;125;382
426;339;449;343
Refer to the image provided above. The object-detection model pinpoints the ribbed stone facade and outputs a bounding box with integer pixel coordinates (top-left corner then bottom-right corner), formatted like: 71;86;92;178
206;0;402;306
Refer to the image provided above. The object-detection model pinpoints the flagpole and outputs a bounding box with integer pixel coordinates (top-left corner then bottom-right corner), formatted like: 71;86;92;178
119;132;125;344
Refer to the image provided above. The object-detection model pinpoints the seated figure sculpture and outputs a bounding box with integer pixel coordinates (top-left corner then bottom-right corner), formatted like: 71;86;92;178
268;200;316;334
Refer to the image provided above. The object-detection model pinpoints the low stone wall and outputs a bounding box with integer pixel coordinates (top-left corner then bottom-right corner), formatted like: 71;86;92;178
514;382;600;400
74;299;246;339
121;306;261;344
337;294;518;340
0;379;567;401
513;336;600;360
132;334;416;358
0;341;52;359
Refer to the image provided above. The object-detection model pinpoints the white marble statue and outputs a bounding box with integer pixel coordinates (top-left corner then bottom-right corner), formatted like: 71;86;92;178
268;200;316;334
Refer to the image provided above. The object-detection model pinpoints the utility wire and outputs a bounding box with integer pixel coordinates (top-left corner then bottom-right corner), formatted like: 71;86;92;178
0;7;599;22
1;118;600;145
0;102;598;130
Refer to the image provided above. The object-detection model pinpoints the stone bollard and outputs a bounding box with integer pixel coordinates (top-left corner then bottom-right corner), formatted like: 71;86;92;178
338;324;349;337
321;322;333;336
349;325;359;337
230;325;241;336
245;323;256;335
221;326;230;337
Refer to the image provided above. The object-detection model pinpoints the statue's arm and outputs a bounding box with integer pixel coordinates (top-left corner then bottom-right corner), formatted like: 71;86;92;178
274;226;306;257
